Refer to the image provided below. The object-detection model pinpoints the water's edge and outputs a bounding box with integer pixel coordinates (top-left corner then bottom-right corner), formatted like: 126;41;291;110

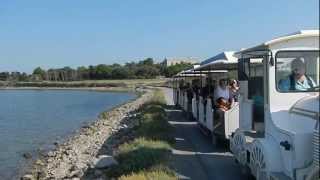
21;87;152;179
0;87;137;179
0;86;134;93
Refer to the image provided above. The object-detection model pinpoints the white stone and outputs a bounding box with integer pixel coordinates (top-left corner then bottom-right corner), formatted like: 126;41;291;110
93;155;118;169
21;174;34;180
47;151;55;157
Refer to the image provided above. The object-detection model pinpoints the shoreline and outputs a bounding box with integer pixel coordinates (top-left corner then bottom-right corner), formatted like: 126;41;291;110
16;88;138;179
0;86;136;93
21;87;154;179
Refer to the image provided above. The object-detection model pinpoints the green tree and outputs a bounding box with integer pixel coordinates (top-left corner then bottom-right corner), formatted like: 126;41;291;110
164;63;193;77
96;64;112;79
111;67;129;79
139;58;154;66
32;67;46;80
77;66;89;80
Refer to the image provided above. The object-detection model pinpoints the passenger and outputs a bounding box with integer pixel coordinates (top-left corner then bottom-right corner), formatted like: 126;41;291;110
179;80;184;90
201;84;209;98
193;84;200;101
229;79;240;103
214;79;230;104
213;97;229;135
208;83;215;101
216;97;230;111
279;58;316;91
186;83;193;120
201;84;210;120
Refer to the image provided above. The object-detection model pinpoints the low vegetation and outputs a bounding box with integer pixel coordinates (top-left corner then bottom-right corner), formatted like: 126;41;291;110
119;167;177;180
0;58;193;82
106;90;177;179
0;79;167;89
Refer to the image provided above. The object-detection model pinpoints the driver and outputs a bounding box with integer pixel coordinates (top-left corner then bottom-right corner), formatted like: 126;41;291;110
279;58;316;91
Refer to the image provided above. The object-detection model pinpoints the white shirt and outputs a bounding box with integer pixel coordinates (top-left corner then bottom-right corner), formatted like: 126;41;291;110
214;86;230;102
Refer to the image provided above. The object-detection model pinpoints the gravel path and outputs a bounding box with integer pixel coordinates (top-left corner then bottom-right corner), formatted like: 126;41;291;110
161;87;246;180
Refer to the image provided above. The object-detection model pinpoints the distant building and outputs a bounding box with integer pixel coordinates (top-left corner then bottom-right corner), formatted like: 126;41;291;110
162;57;198;67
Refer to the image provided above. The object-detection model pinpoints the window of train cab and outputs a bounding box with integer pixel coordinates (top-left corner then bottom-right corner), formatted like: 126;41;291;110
238;57;265;99
275;51;320;93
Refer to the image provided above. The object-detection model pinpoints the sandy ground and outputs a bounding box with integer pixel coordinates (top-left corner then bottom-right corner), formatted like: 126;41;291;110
161;87;247;180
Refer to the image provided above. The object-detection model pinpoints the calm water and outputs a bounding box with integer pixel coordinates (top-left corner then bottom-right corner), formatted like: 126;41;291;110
0;90;136;179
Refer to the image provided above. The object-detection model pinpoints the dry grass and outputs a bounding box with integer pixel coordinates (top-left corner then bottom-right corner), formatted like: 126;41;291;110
119;168;177;180
106;89;176;178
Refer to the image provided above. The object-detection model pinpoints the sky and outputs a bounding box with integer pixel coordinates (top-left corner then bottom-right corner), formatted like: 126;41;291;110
0;0;319;73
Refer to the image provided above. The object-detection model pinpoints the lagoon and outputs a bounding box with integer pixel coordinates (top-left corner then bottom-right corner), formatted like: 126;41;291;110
0;90;135;179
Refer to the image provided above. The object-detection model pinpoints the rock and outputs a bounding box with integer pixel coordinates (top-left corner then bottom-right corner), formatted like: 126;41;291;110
94;169;103;177
47;151;55;157
35;159;44;166
93;155;118;169
33;171;46;179
21;174;34;180
121;124;128;129
19;92;152;179
82;125;90;129
22;152;32;159
69;165;77;172
69;170;84;178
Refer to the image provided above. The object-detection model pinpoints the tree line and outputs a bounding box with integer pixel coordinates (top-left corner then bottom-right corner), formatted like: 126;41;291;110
0;58;193;81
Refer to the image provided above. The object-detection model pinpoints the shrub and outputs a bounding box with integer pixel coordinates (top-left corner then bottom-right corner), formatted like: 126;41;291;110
119;169;177;180
135;111;173;143
107;138;171;177
107;90;176;178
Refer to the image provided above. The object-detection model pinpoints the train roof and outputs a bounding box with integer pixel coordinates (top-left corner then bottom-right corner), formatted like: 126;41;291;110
173;69;227;77
236;30;319;57
195;51;238;71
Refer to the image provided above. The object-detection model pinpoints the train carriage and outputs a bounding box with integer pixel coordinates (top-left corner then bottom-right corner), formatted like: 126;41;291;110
172;30;319;180
192;51;240;143
230;30;320;180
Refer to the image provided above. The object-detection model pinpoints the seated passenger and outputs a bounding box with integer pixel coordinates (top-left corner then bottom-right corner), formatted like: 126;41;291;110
186;83;193;119
179;80;184;90
201;84;210;118
201;84;210;98
229;79;240;103
214;79;230;103
216;97;230;111
278;58;316;91
213;97;229;135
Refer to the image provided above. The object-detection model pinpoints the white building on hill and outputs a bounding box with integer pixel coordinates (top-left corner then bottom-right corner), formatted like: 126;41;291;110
162;57;198;67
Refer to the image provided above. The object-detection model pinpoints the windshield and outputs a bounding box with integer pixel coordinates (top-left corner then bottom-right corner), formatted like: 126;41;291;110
276;51;320;92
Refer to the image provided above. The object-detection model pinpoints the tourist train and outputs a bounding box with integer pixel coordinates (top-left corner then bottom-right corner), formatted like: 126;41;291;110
172;30;319;180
